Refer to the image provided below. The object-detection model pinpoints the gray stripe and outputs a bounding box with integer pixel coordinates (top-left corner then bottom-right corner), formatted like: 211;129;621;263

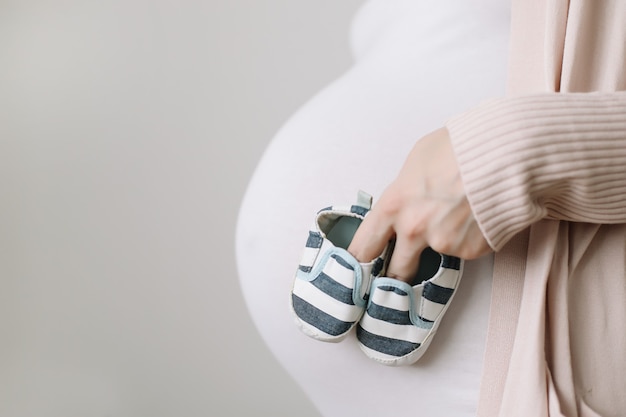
416;315;434;325
372;257;384;276
377;285;408;296
357;325;420;357
305;231;323;249
366;302;411;325
292;295;353;336
423;281;454;304
331;254;354;271
311;272;355;305
350;205;368;216
442;255;461;270
298;265;312;273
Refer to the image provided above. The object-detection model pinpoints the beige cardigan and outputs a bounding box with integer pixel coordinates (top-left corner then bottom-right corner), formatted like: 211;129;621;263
447;0;626;416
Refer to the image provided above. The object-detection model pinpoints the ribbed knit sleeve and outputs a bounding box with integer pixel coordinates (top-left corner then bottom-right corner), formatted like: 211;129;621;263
446;91;626;251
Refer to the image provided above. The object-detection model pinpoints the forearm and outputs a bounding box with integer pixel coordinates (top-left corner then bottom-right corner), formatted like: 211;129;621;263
447;91;626;250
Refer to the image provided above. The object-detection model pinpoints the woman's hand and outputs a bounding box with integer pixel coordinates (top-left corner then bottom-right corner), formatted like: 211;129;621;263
347;127;492;282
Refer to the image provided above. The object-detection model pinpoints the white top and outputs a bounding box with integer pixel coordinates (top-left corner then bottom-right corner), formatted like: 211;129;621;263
236;1;510;415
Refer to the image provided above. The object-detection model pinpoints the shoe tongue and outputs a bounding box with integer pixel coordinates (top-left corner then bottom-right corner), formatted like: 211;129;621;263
355;190;373;210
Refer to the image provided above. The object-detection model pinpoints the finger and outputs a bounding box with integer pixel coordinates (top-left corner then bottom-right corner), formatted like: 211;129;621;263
458;221;492;260
348;209;394;263
385;235;427;283
428;208;492;260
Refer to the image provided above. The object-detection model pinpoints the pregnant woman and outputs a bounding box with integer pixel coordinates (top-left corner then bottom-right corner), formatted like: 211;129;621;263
236;1;626;416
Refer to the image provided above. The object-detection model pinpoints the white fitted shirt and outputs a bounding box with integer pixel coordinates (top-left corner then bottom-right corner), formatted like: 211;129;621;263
236;1;510;415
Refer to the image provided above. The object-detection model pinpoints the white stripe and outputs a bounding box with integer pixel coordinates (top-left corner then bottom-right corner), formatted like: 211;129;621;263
330;205;351;212
358;260;377;300
370;286;411;311
322;257;356;289
299;246;319;268
360;260;374;277
292;279;362;322
359;314;429;344
420;298;446;322
429;268;460;289
299;238;335;270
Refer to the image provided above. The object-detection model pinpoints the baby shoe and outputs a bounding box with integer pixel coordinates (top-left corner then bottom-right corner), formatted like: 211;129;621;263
290;191;389;342
357;247;462;366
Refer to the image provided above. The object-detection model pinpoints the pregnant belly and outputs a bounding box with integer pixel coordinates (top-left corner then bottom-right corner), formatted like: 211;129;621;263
236;2;510;416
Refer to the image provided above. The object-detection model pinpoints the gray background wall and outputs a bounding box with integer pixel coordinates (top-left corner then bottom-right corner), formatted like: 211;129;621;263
0;0;362;415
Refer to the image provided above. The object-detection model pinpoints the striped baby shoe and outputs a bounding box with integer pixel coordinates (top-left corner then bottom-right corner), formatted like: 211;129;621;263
290;191;389;342
357;247;462;366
